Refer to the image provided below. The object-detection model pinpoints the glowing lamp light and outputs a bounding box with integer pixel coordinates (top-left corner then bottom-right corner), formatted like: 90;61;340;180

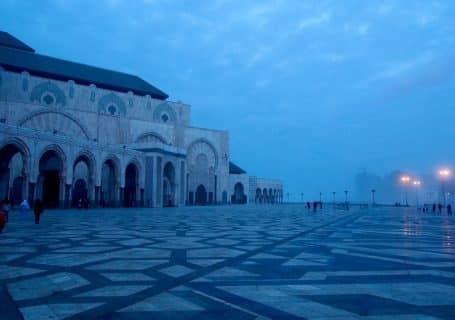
400;175;411;184
438;168;451;178
412;180;421;186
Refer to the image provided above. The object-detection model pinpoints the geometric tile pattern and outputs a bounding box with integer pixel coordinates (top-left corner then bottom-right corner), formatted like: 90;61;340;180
0;206;454;319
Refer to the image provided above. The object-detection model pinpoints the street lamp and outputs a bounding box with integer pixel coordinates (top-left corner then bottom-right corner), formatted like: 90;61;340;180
412;180;421;207
438;168;451;205
371;189;376;205
332;191;336;204
400;175;411;206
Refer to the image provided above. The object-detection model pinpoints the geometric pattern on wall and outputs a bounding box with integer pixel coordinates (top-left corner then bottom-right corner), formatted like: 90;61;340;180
30;81;66;107
152;102;177;124
187;139;218;170
20;111;89;140
98;93;126;116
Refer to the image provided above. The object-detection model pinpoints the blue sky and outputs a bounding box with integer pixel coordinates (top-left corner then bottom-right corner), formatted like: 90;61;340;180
2;0;455;201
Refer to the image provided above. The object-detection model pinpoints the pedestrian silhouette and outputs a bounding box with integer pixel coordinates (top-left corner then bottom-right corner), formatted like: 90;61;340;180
313;201;317;212
432;203;436;213
34;199;44;224
438;203;443;214
447;204;452;216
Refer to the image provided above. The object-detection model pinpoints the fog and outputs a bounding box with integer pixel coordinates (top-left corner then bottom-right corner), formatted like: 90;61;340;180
2;0;455;202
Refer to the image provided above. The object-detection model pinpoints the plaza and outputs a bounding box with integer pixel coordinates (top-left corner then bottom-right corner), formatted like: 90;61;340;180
1;205;455;319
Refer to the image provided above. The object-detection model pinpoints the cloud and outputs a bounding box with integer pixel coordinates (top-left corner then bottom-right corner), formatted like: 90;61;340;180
370;53;434;81
344;23;370;36
297;12;331;31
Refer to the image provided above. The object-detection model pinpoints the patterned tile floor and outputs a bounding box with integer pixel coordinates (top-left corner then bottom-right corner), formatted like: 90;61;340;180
0;205;454;319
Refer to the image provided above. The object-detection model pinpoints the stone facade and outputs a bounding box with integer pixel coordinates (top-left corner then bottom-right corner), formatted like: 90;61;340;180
0;33;281;208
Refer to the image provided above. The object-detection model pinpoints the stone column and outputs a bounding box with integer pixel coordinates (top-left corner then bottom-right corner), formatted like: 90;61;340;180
144;156;154;207
179;160;185;206
28;182;35;205
59;175;66;208
155;156;162;208
119;187;124;207
94;186;100;208
64;184;71;208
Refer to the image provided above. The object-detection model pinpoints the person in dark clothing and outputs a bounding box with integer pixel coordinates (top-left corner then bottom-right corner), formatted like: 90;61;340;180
313;201;317;212
438;203;443;214
34;199;44;224
306;202;311;210
432;203;436;213
1;199;10;223
447;204;452;215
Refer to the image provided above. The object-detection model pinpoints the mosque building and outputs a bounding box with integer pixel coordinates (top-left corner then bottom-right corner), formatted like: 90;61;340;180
0;31;283;208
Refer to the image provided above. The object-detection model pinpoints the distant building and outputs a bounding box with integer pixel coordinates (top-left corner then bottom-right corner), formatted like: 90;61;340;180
0;31;282;208
228;162;283;204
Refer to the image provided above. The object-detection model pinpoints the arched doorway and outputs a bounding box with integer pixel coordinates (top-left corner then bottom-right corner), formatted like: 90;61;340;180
124;163;138;207
101;159;118;207
163;162;176;207
72;152;95;207
232;182;246;204
256;188;261;203
0;142;28;205
11;176;24;206
195;184;207;205
263;188;268;203
38;150;64;208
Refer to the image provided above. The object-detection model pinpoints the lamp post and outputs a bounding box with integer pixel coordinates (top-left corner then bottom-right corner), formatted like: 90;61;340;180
332;191;336;204
412;180;421;207
438;168;451;206
371;189;376;206
344;190;349;203
400;175;411;206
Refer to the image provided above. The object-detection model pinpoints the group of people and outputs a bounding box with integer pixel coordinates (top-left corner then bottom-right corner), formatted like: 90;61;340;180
306;201;323;212
421;203;452;215
0;198;45;233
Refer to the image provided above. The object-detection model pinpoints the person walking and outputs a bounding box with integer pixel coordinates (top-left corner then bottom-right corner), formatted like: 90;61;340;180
432;203;436;213
438;203;443;214
1;199;11;222
313;201;317;212
447;204;452;216
20;199;30;217
33;199;44;224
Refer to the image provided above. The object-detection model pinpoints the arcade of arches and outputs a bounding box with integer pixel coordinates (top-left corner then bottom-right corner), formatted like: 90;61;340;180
255;187;283;204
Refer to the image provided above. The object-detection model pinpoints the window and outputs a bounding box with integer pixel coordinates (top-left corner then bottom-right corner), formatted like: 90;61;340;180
42;93;54;105
108;105;117;115
161;113;169;123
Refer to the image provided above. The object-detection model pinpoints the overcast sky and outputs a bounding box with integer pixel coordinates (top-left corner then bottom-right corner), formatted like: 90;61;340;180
2;0;455;201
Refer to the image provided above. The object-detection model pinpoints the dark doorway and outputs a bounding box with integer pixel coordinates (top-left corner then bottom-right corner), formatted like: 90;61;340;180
195;184;207;205
42;172;60;208
39;150;63;208
72;179;87;207
101;160;117;207
232;182;246;204
163;162;175;207
124;163;138;207
10;176;24;206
